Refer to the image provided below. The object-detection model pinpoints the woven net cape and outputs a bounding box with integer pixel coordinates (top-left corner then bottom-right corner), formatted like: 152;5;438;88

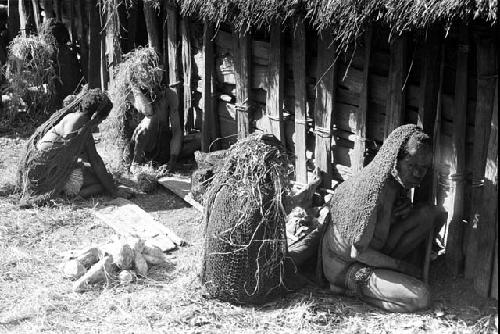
201;134;298;304
327;124;423;249
17;88;106;206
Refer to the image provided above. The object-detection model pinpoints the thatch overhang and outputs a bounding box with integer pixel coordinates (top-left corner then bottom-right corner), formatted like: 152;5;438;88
173;0;497;49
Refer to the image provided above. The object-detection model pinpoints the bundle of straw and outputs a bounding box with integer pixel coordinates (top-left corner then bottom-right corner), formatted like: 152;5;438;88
3;33;57;116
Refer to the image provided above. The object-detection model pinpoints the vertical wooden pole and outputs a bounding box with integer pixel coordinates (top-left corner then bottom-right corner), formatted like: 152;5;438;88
234;31;251;139
53;0;62;21
465;34;498;279
266;23;285;143
76;0;88;81
165;4;184;160
87;0;101;88
352;26;372;173
68;0;77;44
446;26;469;275
384;35;407;139
143;1;160;55
106;0;122;86
126;0;137;52
18;0;27;35
414;29;442;204
181;17;193;133
201;22;217;152
491;217;498;300
42;0;54;19
99;0;108;90
30;0;41;31
8;0;20;39
314;30;337;189
473;78;498;296
293;16;307;184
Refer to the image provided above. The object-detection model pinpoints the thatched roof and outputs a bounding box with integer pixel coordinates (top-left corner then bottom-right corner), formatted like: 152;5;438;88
177;0;496;49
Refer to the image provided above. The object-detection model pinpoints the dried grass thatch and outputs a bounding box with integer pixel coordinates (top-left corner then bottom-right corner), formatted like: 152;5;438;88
3;33;57;116
177;0;497;51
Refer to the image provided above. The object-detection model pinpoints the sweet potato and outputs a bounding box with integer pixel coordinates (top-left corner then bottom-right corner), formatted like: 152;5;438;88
72;256;114;292
133;252;148;277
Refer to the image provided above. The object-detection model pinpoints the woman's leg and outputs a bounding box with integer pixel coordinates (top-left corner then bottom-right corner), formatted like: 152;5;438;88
78;164;104;198
360;268;430;313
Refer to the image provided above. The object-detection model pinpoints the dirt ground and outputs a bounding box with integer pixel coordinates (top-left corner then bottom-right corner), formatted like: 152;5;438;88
0;133;498;334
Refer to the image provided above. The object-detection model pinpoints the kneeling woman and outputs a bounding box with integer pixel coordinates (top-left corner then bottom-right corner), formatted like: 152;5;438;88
18;88;130;207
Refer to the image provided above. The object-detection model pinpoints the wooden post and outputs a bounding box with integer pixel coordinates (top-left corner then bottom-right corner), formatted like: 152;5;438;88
266;23;285;143
234;31;251;139
68;0;77;44
42;0;54;19
473;78;498;297
126;0;137;52
181;17;193;133
293;16;307;184
30;0;41;31
165;4;184;157
76;0;88;80
446;26;469;275
465;34;498;279
87;0;101;88
491;221;498;299
106;0;123;85
143;1;161;55
53;0;62;21
99;0;108;90
384;35;407;139
201;22;217;152
414;28;442;203
314;30;337;189
8;0;20;39
19;0;35;35
352;26;372;173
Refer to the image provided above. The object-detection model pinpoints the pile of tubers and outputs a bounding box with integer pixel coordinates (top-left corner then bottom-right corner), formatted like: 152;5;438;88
62;238;171;292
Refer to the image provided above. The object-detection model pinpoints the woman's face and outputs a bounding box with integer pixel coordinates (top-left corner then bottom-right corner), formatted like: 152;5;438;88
395;143;432;189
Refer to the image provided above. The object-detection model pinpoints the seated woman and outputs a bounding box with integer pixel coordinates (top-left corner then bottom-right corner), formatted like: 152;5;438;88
127;85;182;173
18;88;130;207
320;124;445;313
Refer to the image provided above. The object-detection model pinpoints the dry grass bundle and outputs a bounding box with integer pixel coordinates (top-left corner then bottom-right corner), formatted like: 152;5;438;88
202;133;296;304
3;33;57;117
101;47;163;171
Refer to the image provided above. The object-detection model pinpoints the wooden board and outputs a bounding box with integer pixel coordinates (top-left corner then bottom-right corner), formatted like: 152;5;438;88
158;175;204;212
181;17;193;132
446;26;469;275
233;33;252;139
352;27;372;173
266;23;285;143
293;17;307;184
473;77;498;297
491;223;498;300
384;35;406;139
465;34;497;279
414;29;442;203
314;30;337;188
201;22;218;151
94;197;185;249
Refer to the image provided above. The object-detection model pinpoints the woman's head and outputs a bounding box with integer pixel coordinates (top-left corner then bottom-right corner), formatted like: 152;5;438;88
394;129;433;189
79;89;113;123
